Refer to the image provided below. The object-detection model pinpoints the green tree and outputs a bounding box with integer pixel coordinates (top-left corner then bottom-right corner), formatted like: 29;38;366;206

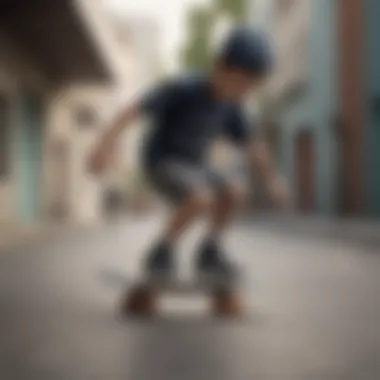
214;0;247;21
180;6;216;70
179;0;248;70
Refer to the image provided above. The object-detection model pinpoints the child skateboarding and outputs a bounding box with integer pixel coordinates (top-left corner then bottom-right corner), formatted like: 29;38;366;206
89;27;289;291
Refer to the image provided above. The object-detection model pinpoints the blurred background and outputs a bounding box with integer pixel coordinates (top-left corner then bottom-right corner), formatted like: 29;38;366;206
0;2;380;379
0;0;379;237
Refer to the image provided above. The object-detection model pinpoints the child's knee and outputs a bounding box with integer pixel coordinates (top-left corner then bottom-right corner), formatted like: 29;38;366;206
223;185;248;206
188;188;215;211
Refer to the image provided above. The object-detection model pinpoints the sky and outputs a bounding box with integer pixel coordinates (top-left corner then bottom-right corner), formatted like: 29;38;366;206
104;0;210;70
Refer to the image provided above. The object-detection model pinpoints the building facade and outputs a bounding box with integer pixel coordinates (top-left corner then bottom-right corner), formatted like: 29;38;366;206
252;0;339;215
361;0;380;216
253;0;380;217
0;0;114;226
47;10;162;223
46;85;115;223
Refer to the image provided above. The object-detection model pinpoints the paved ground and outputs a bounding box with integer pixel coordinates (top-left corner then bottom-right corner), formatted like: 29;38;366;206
0;216;379;380
241;215;380;250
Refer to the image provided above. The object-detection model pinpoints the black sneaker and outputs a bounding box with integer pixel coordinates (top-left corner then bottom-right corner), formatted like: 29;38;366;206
144;241;174;280
195;240;240;282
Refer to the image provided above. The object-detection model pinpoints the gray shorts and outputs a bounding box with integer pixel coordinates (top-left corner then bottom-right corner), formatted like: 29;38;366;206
146;160;247;204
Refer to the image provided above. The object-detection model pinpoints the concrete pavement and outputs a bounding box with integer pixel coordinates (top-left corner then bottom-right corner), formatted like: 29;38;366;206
0;222;74;253
0;216;379;380
0;223;49;252
241;214;380;250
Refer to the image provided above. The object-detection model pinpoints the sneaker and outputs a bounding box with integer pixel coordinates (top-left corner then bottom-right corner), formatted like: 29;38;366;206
195;240;240;282
144;241;174;281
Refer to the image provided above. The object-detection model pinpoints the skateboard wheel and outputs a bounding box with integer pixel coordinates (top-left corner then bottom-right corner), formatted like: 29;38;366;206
120;286;156;317
212;289;245;318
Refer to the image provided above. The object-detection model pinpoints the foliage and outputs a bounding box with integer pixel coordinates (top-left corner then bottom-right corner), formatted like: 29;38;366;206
180;6;216;70
180;0;249;70
214;0;248;21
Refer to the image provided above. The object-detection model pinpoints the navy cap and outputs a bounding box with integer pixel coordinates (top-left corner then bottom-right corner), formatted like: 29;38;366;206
218;27;274;75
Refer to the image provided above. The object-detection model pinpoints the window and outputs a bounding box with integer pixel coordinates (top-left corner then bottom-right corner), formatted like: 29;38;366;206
0;94;10;179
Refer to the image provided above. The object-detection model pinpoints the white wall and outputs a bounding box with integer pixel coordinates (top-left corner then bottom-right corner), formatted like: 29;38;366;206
250;0;311;100
46;85;113;223
74;0;131;85
46;10;163;223
109;15;162;178
251;0;275;29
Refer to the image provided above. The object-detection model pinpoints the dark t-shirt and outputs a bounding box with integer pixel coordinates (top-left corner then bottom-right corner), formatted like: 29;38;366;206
140;74;255;168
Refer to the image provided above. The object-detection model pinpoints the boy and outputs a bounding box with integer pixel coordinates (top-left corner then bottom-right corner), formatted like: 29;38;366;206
89;27;288;281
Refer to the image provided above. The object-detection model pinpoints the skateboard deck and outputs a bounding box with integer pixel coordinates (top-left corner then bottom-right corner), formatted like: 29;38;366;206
99;268;246;318
100;267;242;290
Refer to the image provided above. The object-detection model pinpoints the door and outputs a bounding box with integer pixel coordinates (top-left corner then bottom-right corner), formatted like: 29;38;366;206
295;130;315;212
18;92;44;221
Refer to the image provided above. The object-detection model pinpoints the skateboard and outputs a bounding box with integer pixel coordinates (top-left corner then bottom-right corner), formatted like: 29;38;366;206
100;269;246;318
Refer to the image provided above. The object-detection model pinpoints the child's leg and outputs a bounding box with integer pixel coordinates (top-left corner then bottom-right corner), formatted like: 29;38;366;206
162;188;213;243
144;161;214;274
145;190;213;274
196;181;247;277
208;185;247;238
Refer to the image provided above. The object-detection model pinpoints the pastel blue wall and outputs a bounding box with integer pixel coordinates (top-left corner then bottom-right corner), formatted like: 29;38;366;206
17;91;44;221
365;0;380;216
279;0;339;214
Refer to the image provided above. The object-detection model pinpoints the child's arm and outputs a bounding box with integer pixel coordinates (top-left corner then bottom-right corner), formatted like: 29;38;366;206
224;106;289;208
247;137;289;208
88;101;140;175
88;77;184;175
